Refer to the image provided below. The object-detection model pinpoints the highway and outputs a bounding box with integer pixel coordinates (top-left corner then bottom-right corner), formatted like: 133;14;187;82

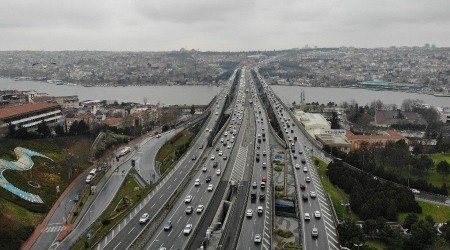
94;72;237;250
236;73;273;249
31;128;181;250
142;70;249;250
255;69;340;250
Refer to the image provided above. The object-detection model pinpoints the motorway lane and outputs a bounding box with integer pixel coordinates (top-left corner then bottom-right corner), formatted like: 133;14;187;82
237;80;273;249
257;71;339;250
142;71;248;250
51;130;180;250
97;74;237;250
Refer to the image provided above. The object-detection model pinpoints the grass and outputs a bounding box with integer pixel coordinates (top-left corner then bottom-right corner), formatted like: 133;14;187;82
313;157;359;221
366;239;390;250
0;196;44;226
155;129;193;174
71;169;152;249
398;200;450;223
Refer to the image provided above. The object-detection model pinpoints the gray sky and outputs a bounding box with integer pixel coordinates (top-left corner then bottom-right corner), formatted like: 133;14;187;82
1;0;449;51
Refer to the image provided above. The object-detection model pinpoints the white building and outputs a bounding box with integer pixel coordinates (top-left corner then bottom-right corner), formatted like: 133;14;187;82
294;110;330;137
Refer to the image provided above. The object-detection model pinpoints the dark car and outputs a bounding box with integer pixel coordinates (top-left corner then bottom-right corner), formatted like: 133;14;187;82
302;194;308;201
300;184;306;190
164;221;172;231
259;193;265;201
205;175;212;183
192;155;197;160
251;192;256;200
213;162;218;168
293;154;298;159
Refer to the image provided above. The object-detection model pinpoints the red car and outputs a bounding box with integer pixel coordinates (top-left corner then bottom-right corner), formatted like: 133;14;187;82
300;184;306;190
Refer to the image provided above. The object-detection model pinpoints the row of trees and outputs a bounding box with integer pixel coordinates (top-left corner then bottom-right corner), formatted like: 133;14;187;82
325;140;449;195
327;161;421;221
6;120;91;139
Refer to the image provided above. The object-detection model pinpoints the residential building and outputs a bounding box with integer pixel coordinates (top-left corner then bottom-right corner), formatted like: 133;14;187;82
346;130;410;151
374;110;428;127
0;102;62;130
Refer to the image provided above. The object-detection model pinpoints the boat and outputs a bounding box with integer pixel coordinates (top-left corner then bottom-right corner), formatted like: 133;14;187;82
434;93;450;97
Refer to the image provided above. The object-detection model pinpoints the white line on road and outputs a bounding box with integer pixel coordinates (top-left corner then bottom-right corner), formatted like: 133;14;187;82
112;242;121;250
128;226;135;235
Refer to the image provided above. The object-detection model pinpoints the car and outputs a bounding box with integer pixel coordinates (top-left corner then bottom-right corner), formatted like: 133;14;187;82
219;151;223;156
199;144;203;149
312;227;319;237
303;167;308;172
183;224;193;235
257;145;260;149
194;178;200;186
259;193;265;201
295;163;300;169
139;213;149;224
164;221;172;231
314;211;321;218
216;147;220;151
192;155;197;160
263;151;266;156
304;213;310;220
251;192;256;200
185;195;192;203
411;188;421;194
205;175;212;183
310;191;317;198
202;166;207;172
227;144;231;149
305;176;311;182
185;206;193;214
216;169;221;175
213;162;218;168
302;194;308;201
196;205;204;213
257;206;263;214
262;162;267;168
223;155;227;160
246;209;253;217
211;155;215;160
207;184;213;191
254;234;262;243
252;181;258;188
298;150;303;154
300;184;306;190
293;154;298;159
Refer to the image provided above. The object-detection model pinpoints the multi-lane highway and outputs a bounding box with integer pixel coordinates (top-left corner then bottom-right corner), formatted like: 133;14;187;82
255;69;340;250
236;73;273;249
142;70;249;250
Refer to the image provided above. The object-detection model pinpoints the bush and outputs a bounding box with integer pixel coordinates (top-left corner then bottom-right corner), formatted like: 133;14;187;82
274;166;282;172
275;227;294;238
275;185;285;191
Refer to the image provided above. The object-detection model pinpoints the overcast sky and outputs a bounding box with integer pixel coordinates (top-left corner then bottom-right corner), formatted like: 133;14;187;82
1;0;449;51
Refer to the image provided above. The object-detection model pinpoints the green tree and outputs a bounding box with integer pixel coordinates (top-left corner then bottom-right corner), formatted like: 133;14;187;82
54;124;65;136
330;111;340;129
36;120;52;138
403;213;419;230
190;105;195;115
436;161;450;181
405;219;437;250
337;219;364;248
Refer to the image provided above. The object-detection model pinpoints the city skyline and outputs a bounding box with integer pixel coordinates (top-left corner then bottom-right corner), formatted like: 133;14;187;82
1;0;450;51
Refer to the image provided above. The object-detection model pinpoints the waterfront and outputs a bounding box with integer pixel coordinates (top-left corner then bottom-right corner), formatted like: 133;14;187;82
1;78;449;107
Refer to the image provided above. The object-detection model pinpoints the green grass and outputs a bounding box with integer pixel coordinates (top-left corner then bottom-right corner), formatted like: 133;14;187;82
366;239;390;250
398;200;450;223
71;170;152;249
313;157;358;221
155;130;193;174
427;153;450;164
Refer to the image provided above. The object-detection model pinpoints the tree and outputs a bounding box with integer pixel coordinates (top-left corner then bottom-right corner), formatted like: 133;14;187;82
337;219;364;248
54;124;65;136
190;105;195;115
6;123;16;138
403;213;419;230
36;120;52;138
405;219;437;250
330;111;340;129
162;124;169;132
436;161;450;181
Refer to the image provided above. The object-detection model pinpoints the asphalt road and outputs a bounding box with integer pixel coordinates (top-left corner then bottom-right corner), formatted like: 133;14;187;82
258;71;340;250
142;69;249;250
236;77;273;250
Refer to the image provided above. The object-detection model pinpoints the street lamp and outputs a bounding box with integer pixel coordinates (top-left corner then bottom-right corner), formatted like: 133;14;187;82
340;200;350;221
354;243;363;250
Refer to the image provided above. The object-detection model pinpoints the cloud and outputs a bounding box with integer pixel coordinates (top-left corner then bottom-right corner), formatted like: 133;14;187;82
0;0;449;50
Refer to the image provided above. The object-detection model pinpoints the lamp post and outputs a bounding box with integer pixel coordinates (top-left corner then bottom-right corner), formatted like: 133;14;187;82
354;243;363;250
340;200;350;221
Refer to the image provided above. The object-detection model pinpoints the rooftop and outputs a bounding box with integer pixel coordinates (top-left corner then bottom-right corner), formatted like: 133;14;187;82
0;102;60;120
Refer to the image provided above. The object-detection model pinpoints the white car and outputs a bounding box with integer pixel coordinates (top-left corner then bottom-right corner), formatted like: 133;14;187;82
262;162;267;168
303;167;308;172
183;224;193;235
139;213;149;224
314;210;321;218
185;195;192;203
211;155;215;160
304;213;310;220
305;176;311;182
207;184;213;191
312;227;318;237
196;205;204;213
219;151;223;156
254;234;261;243
257;206;263;214
227;144;231;149
194;178;200;186
411;188;420;194
295;164;300;169
216;169;221;175
202;166;207;172
246;209;253;217
310;191;317;198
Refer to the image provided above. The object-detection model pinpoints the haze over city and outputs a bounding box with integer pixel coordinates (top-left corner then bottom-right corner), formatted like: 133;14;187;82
1;0;450;51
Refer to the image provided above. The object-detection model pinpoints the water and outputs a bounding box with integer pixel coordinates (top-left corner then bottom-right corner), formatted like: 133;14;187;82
271;85;450;108
0;78;220;105
1;78;449;107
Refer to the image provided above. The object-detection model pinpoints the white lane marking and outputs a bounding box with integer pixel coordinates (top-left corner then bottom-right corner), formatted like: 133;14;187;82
128;226;135;235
